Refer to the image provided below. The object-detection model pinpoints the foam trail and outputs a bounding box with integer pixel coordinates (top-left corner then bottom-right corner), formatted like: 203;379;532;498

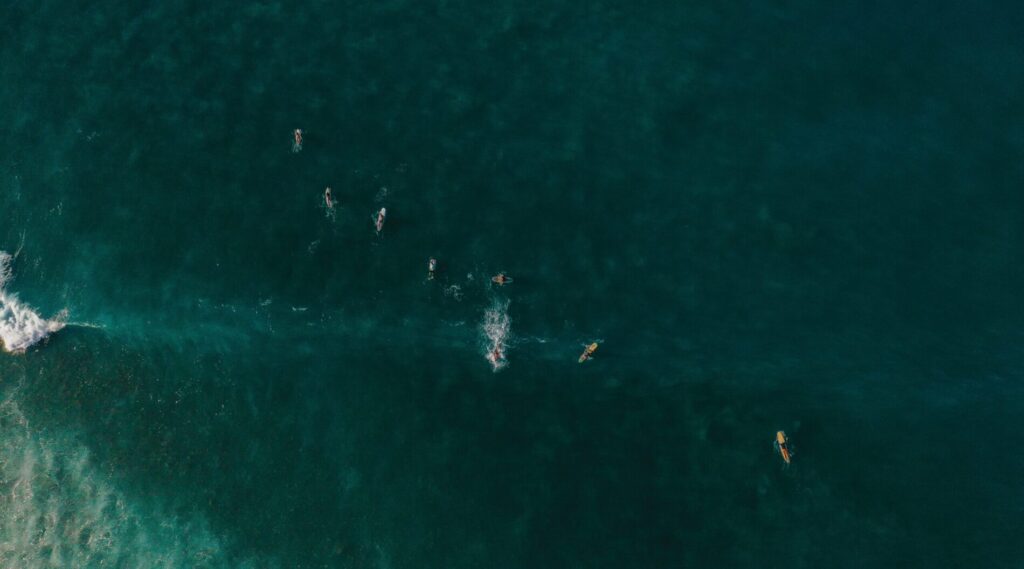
481;299;511;372
0;251;66;354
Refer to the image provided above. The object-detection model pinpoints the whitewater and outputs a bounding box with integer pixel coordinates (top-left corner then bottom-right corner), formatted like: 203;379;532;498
481;299;511;372
0;251;65;354
0;394;268;568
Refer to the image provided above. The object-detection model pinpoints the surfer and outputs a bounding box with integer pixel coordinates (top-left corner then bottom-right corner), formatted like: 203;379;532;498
578;342;598;363
375;207;387;234
774;431;792;465
428;257;437;279
324;187;334;209
292;129;303;152
490;345;504;363
491;273;512;286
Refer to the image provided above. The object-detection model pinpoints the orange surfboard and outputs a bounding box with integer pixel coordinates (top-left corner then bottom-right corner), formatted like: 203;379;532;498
775;431;791;464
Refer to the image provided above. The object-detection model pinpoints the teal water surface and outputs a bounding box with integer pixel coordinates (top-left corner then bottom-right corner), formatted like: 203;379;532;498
2;1;1024;567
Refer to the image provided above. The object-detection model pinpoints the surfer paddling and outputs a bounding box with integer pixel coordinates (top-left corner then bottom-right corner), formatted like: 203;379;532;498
292;129;303;152
578;342;598;363
488;344;505;366
428;257;437;279
491;273;512;286
774;431;792;465
375;207;387;234
324;187;334;209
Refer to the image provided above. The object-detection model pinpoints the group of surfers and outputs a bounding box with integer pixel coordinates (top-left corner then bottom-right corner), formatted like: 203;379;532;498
305;129;792;466
322;186;602;368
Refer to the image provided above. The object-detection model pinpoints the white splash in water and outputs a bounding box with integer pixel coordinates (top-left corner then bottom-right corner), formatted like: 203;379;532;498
481;299;511;372
0;252;66;354
443;284;464;301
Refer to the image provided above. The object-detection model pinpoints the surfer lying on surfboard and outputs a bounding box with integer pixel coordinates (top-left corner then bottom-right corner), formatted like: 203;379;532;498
578;342;598;363
324;187;334;209
375;207;386;234
292;129;303;152
491;273;512;286
774;431;792;465
428;258;437;279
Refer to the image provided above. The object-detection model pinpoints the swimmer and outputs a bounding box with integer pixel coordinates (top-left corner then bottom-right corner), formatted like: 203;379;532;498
324;187;334;209
491;273;513;286
774;431;791;465
292;129;303;152
578;342;599;363
428;257;437;279
375;207;387;234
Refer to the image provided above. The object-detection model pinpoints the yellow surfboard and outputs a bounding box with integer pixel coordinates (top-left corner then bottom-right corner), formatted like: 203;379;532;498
578;342;599;363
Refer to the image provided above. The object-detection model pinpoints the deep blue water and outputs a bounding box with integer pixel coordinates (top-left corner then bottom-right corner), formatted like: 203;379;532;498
2;1;1024;567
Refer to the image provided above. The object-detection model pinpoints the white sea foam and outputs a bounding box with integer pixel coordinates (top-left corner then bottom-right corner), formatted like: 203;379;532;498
444;284;464;301
0;396;271;569
481;299;511;372
0;252;66;354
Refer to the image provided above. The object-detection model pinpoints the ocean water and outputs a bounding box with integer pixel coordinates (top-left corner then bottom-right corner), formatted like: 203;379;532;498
2;1;1024;567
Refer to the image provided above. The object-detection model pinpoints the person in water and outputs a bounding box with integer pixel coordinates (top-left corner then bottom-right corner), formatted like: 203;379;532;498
292;129;303;152
774;431;791;465
491;273;512;285
578;342;599;363
324;187;334;209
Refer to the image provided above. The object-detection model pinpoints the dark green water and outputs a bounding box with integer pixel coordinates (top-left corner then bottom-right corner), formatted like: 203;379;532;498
2;1;1024;567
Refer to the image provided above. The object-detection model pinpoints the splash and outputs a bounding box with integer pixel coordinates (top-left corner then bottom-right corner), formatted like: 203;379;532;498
480;299;511;372
0;252;66;354
443;284;464;301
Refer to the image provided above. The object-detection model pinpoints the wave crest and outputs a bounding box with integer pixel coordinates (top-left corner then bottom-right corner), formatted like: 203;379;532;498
0;252;66;354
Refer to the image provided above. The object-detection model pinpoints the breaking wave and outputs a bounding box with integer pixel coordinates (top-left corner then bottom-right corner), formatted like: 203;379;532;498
0;252;66;354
